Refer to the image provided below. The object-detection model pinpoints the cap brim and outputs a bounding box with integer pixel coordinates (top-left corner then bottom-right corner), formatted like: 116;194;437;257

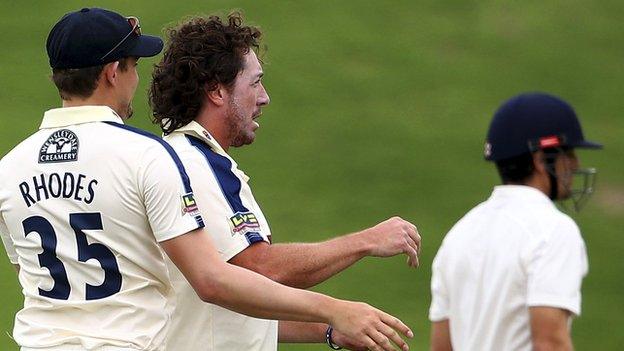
574;140;603;149
127;35;163;58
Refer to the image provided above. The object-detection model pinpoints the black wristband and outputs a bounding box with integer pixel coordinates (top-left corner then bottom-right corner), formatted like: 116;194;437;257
325;325;343;350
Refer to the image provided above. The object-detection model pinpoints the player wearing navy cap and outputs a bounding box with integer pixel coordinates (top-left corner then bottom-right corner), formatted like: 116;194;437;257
0;8;414;351
429;92;602;351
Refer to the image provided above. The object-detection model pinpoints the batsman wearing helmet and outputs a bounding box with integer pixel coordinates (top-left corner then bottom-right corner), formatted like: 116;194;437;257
428;92;602;351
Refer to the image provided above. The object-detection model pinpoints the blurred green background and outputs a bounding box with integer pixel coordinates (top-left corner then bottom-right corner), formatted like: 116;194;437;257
1;0;622;349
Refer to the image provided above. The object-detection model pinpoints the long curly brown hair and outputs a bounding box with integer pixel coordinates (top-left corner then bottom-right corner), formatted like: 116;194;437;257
149;13;262;134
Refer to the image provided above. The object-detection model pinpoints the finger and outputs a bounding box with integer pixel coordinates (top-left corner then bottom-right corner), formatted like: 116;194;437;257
403;237;418;267
403;223;419;243
376;319;410;351
405;235;418;252
406;252;419;268
362;335;383;351
417;230;422;256
368;329;396;351
405;237;420;268
405;225;421;253
404;245;418;267
379;312;413;339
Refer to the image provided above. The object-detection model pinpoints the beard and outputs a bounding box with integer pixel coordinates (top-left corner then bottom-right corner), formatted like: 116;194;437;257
125;103;134;119
115;101;134;120
227;98;256;148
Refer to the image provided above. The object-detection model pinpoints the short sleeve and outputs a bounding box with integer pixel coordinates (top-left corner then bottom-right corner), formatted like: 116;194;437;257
429;245;450;321
179;146;264;262
140;145;204;242
526;216;588;316
0;213;18;264
188;182;253;262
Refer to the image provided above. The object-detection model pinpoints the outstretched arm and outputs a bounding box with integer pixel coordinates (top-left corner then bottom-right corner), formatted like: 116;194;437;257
230;217;421;288
279;321;368;350
161;227;414;351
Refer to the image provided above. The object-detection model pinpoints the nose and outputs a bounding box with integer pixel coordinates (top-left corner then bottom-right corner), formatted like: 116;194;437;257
258;83;270;106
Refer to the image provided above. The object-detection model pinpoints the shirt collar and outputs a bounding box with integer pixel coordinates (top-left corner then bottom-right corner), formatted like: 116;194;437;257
171;120;250;181
489;185;554;206
171;120;227;152
40;106;124;129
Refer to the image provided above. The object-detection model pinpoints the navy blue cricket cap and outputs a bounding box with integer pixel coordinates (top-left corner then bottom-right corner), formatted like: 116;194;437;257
46;8;163;69
484;92;602;161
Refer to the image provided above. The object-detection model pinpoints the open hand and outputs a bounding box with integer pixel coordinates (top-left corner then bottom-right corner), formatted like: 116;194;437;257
330;300;413;351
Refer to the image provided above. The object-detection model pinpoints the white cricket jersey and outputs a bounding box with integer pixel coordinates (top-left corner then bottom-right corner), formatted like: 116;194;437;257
163;121;278;351
429;185;588;351
0;106;204;350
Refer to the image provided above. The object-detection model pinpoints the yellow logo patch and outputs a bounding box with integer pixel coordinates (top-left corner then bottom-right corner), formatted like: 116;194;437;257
229;211;261;235
181;193;199;216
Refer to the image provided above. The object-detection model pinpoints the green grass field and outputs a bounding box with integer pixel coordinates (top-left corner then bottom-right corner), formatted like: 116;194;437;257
1;1;623;349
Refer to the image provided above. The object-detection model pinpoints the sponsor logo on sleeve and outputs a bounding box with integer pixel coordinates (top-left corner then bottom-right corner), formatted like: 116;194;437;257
181;192;200;216
39;129;79;163
228;211;261;236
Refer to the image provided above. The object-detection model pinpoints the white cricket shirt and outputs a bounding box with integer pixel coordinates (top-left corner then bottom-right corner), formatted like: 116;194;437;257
429;185;588;351
163;121;277;351
0;106;204;350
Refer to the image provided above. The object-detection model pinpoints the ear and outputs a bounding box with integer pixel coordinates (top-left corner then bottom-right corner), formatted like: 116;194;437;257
205;84;228;107
102;61;120;87
532;150;547;174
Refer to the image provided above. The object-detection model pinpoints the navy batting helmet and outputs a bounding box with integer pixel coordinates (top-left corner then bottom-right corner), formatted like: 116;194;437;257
484;92;602;161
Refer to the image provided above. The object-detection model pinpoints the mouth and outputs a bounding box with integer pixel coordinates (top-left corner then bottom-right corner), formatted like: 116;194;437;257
252;111;262;127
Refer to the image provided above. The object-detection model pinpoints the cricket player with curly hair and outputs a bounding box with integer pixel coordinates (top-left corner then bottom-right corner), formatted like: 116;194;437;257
150;12;422;351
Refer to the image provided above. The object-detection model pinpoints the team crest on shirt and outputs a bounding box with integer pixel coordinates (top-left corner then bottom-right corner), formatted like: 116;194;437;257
181;192;200;216
38;129;79;163
228;211;261;236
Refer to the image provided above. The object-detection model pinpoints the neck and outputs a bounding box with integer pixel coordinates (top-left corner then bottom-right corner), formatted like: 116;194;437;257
62;98;105;108
512;173;550;197
62;91;124;118
195;106;231;152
